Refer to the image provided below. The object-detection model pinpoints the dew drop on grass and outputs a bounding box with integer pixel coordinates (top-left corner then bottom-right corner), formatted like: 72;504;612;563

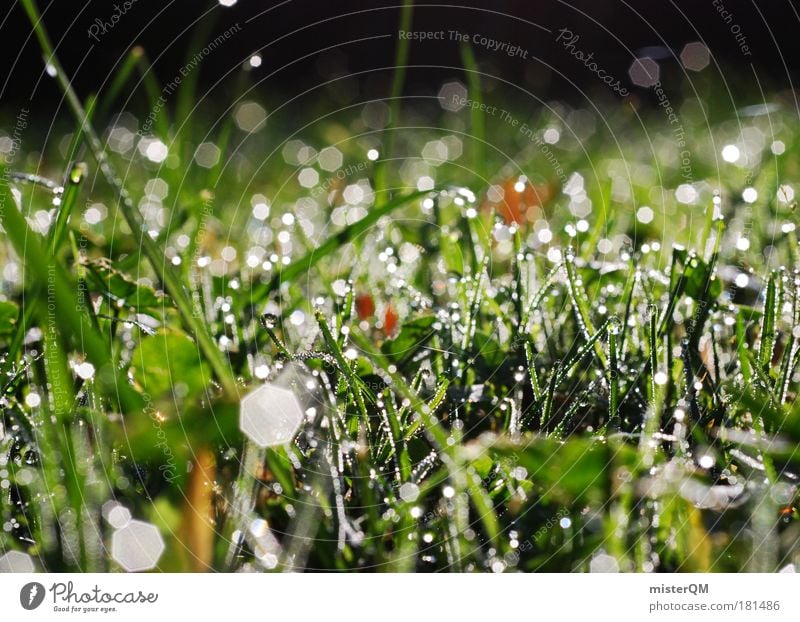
25;393;41;408
261;313;278;329
75;362;95;380
698;455;715;469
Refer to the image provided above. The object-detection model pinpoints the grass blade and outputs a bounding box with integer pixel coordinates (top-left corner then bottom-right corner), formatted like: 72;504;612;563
20;0;237;397
459;41;486;185
758;272;777;372
373;0;414;203
0;167;142;414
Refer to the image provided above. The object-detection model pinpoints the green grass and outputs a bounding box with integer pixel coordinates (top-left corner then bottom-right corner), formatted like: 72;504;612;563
1;1;799;573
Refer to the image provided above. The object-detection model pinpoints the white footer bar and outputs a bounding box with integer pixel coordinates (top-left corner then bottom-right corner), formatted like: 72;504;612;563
0;573;797;620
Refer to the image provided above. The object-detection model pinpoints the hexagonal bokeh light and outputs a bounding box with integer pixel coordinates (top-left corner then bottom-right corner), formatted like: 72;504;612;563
298;167;319;188
628;57;660;87
589;552;620;573
111;520;165;572
398;482;420;503
234;101;267;133
438;81;468;112
0;551;35;572
240;382;305;447
422;139;448;164
317;146;343;172
680;42;710;72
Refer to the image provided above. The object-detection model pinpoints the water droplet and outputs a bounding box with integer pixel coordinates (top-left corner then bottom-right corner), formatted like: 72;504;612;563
260;313;278;329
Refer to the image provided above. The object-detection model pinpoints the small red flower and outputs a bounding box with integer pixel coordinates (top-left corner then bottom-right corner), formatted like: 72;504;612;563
355;293;375;320
485;178;554;226
383;304;399;337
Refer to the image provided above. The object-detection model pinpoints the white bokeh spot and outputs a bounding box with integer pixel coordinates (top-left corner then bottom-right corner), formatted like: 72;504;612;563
318;147;343;172
234;101;267;133
0;551;35;572
628;57;660;88
589;552;620;573
680;42;710;72
398;482;420;503
111;520;165;572
240;383;305;447
438;81;467;112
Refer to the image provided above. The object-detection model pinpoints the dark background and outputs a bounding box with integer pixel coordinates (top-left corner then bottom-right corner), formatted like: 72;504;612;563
2;0;799;115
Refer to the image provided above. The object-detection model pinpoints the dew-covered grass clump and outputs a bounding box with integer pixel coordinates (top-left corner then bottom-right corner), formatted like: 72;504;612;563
1;1;799;573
